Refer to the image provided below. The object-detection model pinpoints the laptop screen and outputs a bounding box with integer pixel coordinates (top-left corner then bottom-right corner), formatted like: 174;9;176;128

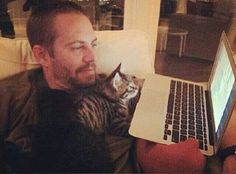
209;33;236;144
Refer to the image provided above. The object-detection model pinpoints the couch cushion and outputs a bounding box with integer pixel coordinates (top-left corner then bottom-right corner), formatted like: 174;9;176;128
0;30;154;79
0;37;39;79
95;30;153;77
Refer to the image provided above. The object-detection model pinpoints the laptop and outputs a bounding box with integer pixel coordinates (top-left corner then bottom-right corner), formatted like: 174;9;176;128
129;32;236;156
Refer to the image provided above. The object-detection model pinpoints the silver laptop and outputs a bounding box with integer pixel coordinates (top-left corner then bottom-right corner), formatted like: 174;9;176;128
129;32;236;156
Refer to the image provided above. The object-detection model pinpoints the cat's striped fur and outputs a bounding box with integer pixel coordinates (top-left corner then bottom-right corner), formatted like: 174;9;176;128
72;64;143;136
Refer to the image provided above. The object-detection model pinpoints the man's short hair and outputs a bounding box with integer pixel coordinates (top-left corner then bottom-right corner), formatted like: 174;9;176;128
26;1;84;56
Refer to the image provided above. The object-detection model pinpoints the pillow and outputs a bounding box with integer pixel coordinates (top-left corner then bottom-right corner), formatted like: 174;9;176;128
0;37;39;79
0;30;154;79
95;30;154;77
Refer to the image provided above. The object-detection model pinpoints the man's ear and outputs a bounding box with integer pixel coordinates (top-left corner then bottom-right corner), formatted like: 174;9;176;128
32;45;51;67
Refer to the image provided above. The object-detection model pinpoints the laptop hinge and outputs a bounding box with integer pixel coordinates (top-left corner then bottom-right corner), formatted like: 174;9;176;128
205;91;214;145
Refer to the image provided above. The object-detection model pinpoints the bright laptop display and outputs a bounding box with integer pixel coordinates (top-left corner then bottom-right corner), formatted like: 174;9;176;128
129;32;236;156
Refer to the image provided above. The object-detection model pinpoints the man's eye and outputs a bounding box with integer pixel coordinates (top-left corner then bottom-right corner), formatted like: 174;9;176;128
72;46;83;50
92;43;97;48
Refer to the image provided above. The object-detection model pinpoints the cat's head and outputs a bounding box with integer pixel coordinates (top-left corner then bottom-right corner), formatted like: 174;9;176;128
97;63;144;101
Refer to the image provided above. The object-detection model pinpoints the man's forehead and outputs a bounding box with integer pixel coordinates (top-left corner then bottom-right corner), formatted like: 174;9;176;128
53;12;86;26
65;38;97;46
52;13;95;42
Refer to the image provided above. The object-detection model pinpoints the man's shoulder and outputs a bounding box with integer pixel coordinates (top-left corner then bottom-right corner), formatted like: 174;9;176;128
0;68;43;92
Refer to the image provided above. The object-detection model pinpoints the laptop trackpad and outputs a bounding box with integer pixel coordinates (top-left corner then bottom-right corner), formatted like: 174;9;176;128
129;89;169;143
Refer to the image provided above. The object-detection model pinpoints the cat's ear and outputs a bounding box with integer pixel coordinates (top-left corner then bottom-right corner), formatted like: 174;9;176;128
116;63;121;71
105;63;122;82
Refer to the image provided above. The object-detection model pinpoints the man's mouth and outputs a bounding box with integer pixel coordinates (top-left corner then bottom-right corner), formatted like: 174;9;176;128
76;63;96;73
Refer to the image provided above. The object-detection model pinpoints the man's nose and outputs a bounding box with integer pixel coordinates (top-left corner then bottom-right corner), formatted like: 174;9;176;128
83;45;96;63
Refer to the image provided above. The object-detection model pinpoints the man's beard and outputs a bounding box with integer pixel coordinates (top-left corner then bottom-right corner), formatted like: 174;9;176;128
52;62;96;90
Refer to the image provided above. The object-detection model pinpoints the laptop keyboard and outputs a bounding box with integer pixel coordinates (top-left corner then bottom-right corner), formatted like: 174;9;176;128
163;80;208;151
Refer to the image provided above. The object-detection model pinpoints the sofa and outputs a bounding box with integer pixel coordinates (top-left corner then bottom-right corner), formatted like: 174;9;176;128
0;30;154;80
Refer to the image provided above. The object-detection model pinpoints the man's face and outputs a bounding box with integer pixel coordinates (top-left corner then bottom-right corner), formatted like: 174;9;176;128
48;13;97;89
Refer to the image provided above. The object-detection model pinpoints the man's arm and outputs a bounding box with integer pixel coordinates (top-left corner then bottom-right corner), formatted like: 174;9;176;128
0;85;11;137
220;107;236;173
136;138;206;173
0;83;11;172
0;137;6;172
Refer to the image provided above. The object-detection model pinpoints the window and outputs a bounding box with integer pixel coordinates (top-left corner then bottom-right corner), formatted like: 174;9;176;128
0;0;124;38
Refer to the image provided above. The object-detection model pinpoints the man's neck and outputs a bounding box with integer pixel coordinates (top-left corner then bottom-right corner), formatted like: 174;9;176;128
42;68;69;91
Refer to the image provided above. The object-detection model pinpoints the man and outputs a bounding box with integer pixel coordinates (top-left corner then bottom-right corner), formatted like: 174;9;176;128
0;1;234;173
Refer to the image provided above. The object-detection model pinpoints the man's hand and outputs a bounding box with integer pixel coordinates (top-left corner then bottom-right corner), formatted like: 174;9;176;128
222;155;236;173
136;138;206;173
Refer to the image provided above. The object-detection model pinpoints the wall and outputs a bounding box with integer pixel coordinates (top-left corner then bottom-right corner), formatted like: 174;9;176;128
124;0;161;68
212;0;236;50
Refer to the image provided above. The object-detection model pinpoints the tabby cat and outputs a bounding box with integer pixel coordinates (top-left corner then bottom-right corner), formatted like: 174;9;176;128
32;89;114;173
72;63;144;136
